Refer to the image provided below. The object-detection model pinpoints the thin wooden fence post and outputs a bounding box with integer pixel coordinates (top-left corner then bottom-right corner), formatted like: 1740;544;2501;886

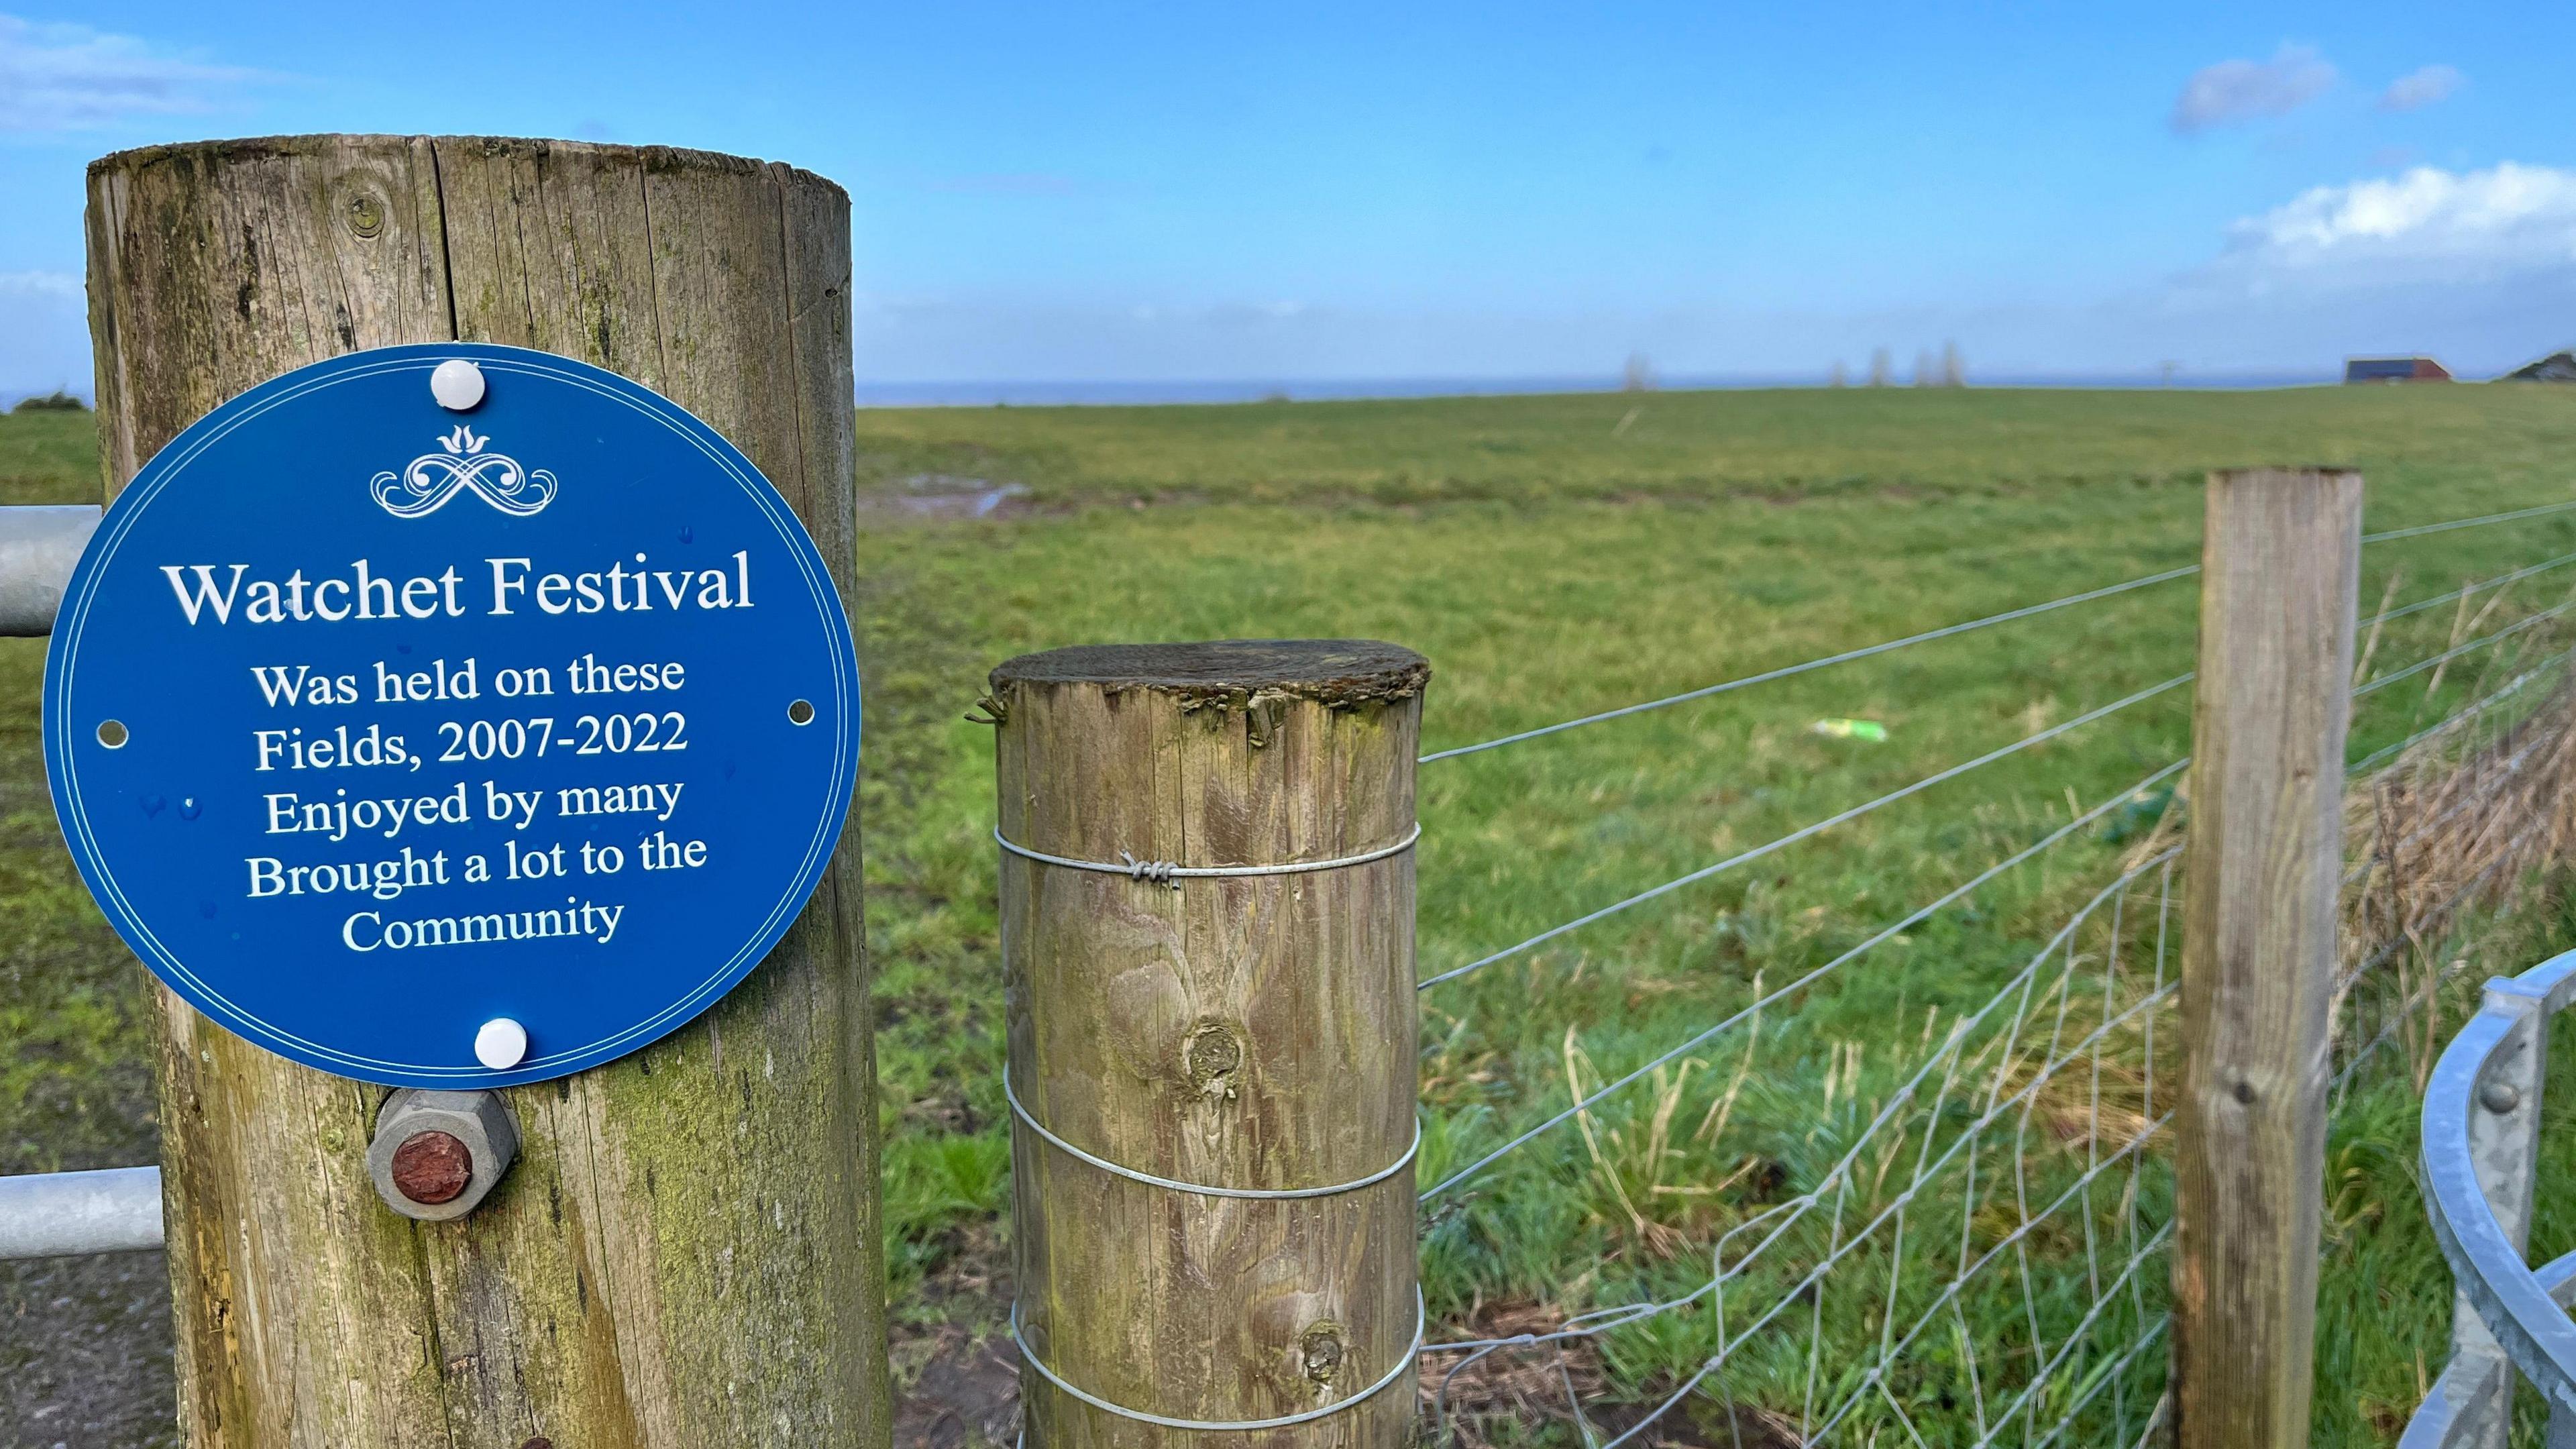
2172;467;2364;1449
84;136;890;1447
990;640;1427;1448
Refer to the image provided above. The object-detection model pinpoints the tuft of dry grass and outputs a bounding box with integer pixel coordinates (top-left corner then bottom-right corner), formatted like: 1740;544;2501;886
2336;674;2576;1077
1556;978;1771;1258
2347;677;2576;961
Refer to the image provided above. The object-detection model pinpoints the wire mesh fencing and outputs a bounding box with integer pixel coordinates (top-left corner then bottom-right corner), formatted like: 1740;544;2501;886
1421;850;2180;1449
1400;499;2576;1448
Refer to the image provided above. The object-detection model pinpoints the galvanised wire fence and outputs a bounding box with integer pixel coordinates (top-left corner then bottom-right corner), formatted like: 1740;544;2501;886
19;489;2567;1446
1400;499;2576;1448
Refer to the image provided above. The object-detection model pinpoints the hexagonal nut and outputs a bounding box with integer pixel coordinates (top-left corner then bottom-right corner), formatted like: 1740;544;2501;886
366;1089;519;1222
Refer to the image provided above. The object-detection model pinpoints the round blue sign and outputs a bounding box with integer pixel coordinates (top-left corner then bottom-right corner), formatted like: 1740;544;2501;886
46;343;861;1087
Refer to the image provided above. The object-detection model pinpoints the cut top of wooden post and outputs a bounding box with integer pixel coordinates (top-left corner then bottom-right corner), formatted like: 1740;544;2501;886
990;638;1430;704
990;639;1428;878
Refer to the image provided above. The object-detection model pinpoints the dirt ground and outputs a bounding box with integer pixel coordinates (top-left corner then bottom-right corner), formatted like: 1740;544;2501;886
1;1251;177;1449
889;1234;1023;1449
0;1245;1023;1449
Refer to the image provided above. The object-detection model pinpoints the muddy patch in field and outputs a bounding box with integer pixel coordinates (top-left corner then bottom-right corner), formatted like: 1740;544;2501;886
1418;1299;1789;1449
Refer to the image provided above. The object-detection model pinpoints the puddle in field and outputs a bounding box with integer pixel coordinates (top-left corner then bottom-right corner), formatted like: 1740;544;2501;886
864;475;1032;521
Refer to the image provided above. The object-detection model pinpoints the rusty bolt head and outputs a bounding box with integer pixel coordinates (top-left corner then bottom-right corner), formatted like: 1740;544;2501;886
367;1089;519;1222
390;1130;474;1204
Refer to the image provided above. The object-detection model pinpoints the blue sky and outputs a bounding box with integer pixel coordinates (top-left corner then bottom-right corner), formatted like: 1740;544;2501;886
4;3;2573;395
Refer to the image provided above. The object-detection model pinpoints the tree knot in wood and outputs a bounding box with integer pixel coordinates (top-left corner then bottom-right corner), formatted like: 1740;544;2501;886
342;188;386;239
1183;1019;1243;1099
1299;1323;1346;1389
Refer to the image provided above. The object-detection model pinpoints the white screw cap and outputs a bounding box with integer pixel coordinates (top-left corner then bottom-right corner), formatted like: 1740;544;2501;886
430;358;486;411
474;1017;529;1070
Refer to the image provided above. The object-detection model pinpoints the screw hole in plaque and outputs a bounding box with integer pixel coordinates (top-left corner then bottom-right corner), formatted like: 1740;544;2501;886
97;719;129;749
787;699;816;726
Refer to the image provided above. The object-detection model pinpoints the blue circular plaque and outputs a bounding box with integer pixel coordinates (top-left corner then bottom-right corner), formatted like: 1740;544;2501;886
46;343;861;1087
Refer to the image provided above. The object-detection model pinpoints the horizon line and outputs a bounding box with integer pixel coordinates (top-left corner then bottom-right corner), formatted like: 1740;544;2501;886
847;369;2352;408
15;366;2480;413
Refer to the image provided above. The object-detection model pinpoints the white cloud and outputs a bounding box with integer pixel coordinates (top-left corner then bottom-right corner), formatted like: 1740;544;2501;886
2217;162;2576;284
0;268;80;297
2171;44;2337;133
0;14;260;132
2380;64;2464;112
0;268;91;401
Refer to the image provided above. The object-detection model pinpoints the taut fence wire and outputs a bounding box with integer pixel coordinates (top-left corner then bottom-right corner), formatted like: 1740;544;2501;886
1420;498;2576;767
1414;676;2194;992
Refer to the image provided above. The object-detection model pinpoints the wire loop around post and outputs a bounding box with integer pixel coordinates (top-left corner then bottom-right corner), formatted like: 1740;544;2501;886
1013;1291;1426;1432
993;822;1421;888
1003;1067;1419;1199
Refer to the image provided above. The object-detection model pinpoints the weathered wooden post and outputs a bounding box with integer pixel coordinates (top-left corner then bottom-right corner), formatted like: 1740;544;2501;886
2171;468;2363;1449
990;641;1426;1448
83;136;889;1446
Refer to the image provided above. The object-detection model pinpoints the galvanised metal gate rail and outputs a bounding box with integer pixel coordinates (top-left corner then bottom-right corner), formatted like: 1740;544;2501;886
2406;947;2576;1448
0;1167;162;1258
0;502;165;1263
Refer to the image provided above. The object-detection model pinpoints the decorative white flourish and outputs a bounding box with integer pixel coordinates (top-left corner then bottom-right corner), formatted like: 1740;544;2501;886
372;425;557;519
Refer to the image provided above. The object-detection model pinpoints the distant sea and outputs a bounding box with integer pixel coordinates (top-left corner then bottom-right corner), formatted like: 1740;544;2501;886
853;372;2340;407
0;372;2349;415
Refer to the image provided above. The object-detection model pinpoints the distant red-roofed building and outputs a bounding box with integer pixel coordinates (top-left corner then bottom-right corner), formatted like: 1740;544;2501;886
2343;356;2453;383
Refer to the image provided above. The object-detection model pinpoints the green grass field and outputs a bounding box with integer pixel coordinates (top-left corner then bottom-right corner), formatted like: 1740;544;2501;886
13;384;2576;1444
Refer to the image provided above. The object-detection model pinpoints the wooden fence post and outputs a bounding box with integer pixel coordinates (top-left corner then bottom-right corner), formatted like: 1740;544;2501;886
83;136;890;1447
2172;468;2364;1449
990;641;1426;1448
